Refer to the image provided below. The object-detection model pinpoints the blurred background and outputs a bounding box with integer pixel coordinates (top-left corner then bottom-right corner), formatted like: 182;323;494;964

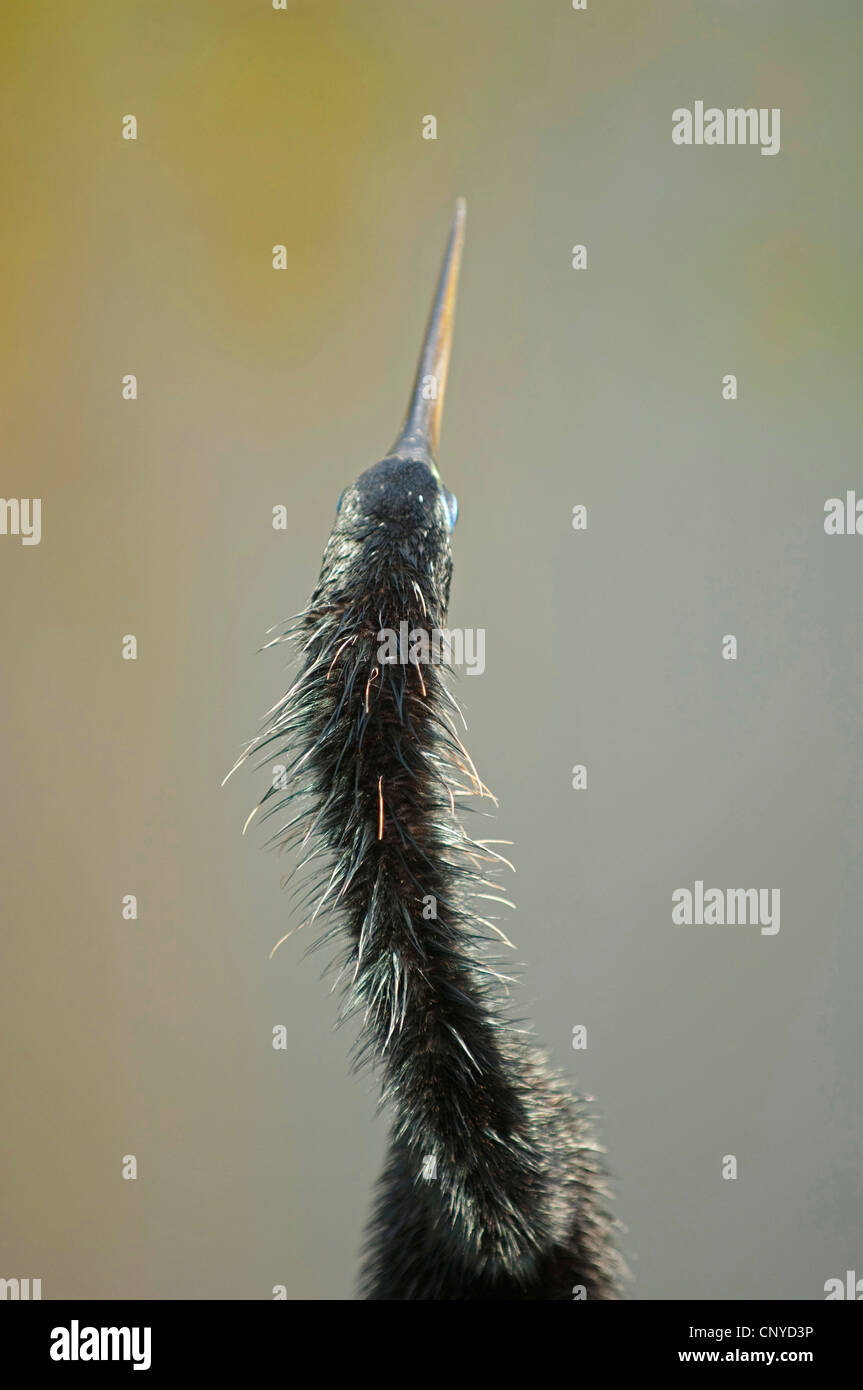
1;0;861;1299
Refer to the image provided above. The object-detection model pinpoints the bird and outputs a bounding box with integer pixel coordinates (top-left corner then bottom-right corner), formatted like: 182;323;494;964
235;199;623;1299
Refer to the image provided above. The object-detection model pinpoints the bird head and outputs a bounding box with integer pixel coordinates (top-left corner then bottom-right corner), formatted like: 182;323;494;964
321;200;465;605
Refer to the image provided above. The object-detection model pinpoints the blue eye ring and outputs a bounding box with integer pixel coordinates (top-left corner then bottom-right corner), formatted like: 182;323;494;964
336;488;347;513
444;489;458;530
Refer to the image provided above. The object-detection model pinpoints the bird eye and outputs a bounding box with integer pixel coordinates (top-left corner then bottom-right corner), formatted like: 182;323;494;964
444;489;458;530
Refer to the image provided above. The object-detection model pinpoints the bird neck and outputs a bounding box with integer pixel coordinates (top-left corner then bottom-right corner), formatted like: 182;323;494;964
285;551;552;1272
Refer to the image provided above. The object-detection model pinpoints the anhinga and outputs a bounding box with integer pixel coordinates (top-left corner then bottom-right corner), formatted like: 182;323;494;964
237;200;622;1299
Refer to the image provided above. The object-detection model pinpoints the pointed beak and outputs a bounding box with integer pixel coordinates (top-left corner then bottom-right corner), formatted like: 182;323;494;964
389;198;466;471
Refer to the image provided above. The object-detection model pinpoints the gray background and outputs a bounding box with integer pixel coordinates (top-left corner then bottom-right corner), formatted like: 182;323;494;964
1;0;860;1298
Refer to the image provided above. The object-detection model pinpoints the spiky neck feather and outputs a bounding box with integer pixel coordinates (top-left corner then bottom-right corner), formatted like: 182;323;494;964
253;509;619;1295
241;199;620;1296
292;532;553;1266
